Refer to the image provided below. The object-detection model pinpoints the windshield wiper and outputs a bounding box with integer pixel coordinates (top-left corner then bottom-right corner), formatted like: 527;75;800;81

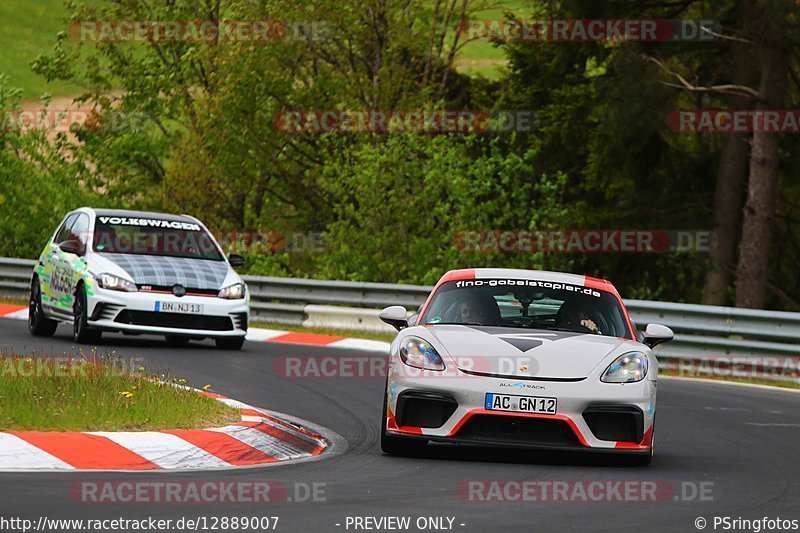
543;325;580;333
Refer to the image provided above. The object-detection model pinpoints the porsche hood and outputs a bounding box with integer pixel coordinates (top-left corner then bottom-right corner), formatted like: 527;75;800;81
422;325;629;379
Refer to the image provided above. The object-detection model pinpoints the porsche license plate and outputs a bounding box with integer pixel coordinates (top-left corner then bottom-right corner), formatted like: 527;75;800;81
485;393;557;415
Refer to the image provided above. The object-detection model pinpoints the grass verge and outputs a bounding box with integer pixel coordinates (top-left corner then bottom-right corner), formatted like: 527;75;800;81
0;354;241;431
452;1;533;79
0;0;84;99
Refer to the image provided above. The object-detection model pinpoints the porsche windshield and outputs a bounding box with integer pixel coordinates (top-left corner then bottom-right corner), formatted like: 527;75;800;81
421;279;631;338
92;218;224;261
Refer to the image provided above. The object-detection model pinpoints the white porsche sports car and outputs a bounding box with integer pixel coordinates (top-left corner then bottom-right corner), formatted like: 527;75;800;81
28;208;249;349
379;268;673;465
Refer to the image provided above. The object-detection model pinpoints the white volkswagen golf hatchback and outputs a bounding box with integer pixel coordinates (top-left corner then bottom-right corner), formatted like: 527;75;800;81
28;208;249;349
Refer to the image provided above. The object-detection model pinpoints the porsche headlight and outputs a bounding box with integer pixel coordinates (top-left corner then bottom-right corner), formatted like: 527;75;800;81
399;337;445;371
601;351;648;383
219;283;245;300
96;273;137;292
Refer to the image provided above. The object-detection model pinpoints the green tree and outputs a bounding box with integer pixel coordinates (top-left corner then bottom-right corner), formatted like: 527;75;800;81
0;75;96;258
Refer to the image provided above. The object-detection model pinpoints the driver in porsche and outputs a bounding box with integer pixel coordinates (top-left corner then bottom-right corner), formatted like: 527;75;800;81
558;297;601;334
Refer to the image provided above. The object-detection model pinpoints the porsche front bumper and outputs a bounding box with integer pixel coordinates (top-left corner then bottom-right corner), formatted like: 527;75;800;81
385;371;656;454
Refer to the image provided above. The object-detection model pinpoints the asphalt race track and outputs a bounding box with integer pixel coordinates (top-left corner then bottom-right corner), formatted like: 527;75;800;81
1;318;799;533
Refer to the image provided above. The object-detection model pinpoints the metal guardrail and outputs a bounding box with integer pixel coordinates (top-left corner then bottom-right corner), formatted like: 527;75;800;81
245;275;430;325
2;257;799;366
0;257;35;293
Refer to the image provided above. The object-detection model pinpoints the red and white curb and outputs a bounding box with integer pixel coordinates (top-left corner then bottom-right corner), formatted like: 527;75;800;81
0;304;390;352
0;304;28;321
0;391;328;472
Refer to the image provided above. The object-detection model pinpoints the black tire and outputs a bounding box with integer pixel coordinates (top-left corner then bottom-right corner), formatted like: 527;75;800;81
215;336;245;350
165;335;191;347
28;278;57;337
73;285;101;344
380;387;428;456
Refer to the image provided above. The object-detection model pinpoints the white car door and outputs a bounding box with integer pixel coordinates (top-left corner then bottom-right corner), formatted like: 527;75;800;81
53;213;91;313
43;213;77;313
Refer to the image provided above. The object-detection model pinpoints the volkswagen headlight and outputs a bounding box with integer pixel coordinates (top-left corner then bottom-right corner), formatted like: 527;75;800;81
219;283;246;300
96;273;137;292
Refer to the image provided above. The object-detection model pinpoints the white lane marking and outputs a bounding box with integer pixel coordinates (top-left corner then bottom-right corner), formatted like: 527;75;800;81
245;328;289;342
327;338;390;352
241;415;268;423
88;431;232;469
661;376;800;395
0;433;74;470
217;398;252;410
703;407;786;415
209;426;301;461
2;309;28;320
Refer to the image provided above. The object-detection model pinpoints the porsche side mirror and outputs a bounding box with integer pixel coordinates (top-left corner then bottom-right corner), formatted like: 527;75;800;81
59;240;82;256
406;304;424;328
643;323;673;348
228;254;246;267
379;305;408;331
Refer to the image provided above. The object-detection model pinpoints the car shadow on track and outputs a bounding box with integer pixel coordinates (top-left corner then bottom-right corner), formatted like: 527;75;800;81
50;332;232;351
383;443;651;468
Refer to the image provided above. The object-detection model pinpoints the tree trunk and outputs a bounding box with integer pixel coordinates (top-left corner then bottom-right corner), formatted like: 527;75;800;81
702;44;758;305
734;44;789;308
